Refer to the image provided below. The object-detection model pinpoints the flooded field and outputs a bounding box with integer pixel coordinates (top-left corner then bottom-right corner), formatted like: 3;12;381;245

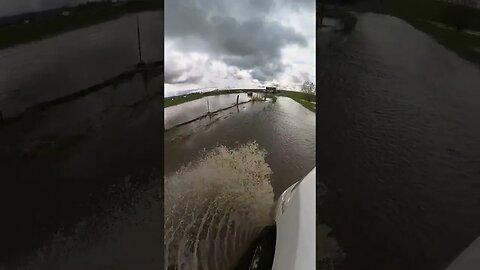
0;10;162;118
0;10;164;269
318;13;480;270
164;96;315;269
0;68;164;269
164;93;250;130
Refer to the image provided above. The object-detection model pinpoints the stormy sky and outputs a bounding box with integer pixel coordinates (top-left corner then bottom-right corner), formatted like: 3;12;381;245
0;0;95;17
165;0;315;97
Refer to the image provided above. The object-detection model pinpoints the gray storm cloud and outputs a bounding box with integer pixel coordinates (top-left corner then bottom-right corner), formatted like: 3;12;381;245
165;0;310;83
165;68;203;84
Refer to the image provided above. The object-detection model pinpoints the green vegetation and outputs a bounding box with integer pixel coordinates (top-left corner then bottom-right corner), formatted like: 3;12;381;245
412;19;480;65
276;90;316;112
355;0;480;30
353;0;480;65
0;0;162;49
164;89;316;112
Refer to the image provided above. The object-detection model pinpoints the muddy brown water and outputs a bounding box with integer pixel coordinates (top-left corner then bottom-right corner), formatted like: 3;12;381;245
164;96;316;269
164;93;251;130
165;97;316;198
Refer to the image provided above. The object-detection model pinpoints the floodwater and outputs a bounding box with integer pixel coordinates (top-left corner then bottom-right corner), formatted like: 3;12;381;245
0;68;164;270
318;13;480;270
0;11;164;270
164;93;250;130
164;97;316;269
0;10;163;118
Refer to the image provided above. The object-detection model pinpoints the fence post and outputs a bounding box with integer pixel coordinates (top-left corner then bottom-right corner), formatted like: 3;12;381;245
207;96;210;113
137;15;143;65
236;95;239;105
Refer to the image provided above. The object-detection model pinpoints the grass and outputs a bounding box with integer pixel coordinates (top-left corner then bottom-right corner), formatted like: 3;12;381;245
276;90;316;112
412;19;480;65
165;89;317;112
164;93;205;108
0;0;162;49
352;0;480;65
291;98;316;112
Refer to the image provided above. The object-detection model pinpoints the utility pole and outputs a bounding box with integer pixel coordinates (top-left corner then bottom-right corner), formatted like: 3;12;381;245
137;15;143;65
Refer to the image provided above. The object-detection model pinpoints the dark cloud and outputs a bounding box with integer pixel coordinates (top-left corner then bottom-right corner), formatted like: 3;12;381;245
250;69;269;82
165;0;309;83
165;66;203;84
291;74;303;84
171;74;203;84
300;71;312;81
286;72;312;85
164;69;183;84
248;0;276;12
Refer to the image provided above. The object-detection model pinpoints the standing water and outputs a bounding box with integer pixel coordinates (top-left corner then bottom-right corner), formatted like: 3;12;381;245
318;13;480;270
0;10;164;268
164;96;316;269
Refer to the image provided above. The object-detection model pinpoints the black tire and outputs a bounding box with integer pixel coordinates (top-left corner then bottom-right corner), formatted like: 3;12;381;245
235;226;276;270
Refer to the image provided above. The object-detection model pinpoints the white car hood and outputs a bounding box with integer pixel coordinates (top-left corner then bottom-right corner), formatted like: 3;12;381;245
272;167;316;270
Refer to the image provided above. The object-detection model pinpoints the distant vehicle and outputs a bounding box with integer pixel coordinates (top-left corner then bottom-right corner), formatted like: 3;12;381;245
237;168;316;269
266;87;277;93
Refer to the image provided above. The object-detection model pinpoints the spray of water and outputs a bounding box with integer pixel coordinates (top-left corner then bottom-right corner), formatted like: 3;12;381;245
164;142;275;270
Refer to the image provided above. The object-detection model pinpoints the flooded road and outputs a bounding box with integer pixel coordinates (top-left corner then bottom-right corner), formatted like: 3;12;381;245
164;96;316;269
165;97;316;197
318;13;480;270
0;11;162;118
0;11;164;269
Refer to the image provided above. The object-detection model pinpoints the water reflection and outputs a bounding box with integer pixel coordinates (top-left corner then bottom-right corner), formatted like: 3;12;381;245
0;62;163;268
165;96;315;269
0;11;163;118
164;93;250;130
165;96;315;202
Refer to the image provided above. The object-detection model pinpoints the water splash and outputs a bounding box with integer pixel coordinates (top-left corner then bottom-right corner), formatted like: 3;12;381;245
164;142;275;270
